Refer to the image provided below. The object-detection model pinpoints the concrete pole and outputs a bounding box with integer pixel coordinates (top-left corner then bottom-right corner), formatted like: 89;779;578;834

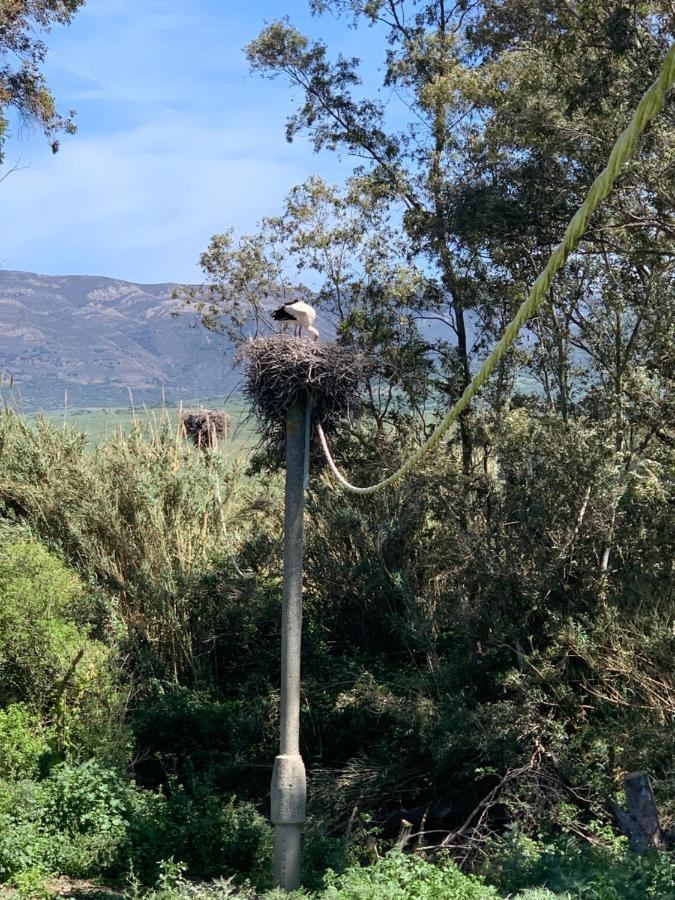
271;397;308;891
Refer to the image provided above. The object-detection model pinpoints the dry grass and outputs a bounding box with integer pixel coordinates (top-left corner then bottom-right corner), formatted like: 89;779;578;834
0;407;258;682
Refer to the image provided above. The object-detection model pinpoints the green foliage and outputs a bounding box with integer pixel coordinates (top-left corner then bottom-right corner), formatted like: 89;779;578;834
125;869;261;900
321;851;497;899
12;867;52;900
42;759;133;875
0;780;49;881
0;440;670;900
0;538;89;707
297;405;675;840
0;533;129;763
130;688;278;797
0;0;85;161
129;788;272;885
0;762;273;887
486;829;675;899
0;396;673;896
511;892;558;900
0;761;133;880
0;705;52;780
118;854;505;900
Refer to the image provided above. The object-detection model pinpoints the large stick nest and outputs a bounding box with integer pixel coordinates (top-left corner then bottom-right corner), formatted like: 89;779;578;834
180;409;230;449
238;336;368;455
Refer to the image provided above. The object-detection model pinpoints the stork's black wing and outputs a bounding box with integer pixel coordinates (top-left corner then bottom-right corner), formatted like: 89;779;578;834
272;305;295;321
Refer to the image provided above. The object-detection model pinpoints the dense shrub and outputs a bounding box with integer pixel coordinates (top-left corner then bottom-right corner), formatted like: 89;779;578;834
0;753;274;885
485;829;675;899
0;705;52;780
0;539;93;708
41;759;134;875
0;535;130;764
299;411;675;841
321;852;498;899
0;761;134;880
0;780;48;881
131;688;278;796
129;786;272;884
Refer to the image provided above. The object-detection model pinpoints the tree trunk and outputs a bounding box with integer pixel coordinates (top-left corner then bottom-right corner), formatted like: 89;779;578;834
609;772;663;853
428;25;473;490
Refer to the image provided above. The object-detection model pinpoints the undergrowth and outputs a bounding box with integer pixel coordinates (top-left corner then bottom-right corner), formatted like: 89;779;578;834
0;411;672;898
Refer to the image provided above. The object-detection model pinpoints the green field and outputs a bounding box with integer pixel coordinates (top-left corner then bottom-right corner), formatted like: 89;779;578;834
30;397;257;455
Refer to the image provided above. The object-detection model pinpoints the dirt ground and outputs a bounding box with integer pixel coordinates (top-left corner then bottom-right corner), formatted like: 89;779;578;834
0;878;125;900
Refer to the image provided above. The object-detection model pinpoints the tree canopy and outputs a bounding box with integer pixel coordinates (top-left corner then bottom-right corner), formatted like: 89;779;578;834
0;0;85;162
187;0;674;483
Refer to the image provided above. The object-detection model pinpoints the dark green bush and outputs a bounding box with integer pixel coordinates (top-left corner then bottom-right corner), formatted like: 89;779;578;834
485;829;675;899
0;762;273;887
0;765;132;881
0;780;48;880
42;759;134;876
131;688;277;797
129;786;272;884
0;760;134;879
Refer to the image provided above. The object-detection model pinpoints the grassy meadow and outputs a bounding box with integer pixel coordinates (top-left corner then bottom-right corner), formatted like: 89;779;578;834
28;397;257;456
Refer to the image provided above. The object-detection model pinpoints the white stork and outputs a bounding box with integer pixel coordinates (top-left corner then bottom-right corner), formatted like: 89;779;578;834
272;300;320;340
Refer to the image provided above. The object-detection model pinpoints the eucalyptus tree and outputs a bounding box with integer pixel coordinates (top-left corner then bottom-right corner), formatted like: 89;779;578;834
0;1;85;162
189;0;673;494
244;2;492;480
186;2;497;481
450;0;674;573
455;0;674;434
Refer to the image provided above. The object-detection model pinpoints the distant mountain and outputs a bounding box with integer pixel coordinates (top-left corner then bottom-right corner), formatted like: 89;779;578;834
0;270;238;410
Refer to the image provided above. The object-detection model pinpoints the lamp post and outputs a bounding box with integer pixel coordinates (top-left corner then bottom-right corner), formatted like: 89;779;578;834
270;396;308;890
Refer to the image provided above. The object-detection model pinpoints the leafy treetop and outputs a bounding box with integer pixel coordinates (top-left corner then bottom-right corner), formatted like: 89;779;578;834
0;0;86;162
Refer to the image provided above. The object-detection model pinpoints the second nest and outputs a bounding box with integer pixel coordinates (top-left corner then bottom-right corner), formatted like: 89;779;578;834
238;336;368;454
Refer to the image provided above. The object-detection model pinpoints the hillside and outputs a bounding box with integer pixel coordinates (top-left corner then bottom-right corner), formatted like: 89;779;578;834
0;270;238;410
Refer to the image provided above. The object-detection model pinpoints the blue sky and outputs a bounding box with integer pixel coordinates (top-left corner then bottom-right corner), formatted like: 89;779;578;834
1;0;378;283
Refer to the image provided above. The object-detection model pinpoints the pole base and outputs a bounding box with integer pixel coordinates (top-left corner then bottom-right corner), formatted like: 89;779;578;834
270;753;306;824
271;754;306;891
273;823;302;891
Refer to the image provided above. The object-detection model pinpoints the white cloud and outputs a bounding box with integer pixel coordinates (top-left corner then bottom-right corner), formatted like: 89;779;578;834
0;0;360;283
47;0;250;109
1;109;350;282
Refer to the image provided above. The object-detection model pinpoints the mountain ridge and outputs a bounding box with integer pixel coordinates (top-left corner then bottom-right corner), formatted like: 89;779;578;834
0;269;238;410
